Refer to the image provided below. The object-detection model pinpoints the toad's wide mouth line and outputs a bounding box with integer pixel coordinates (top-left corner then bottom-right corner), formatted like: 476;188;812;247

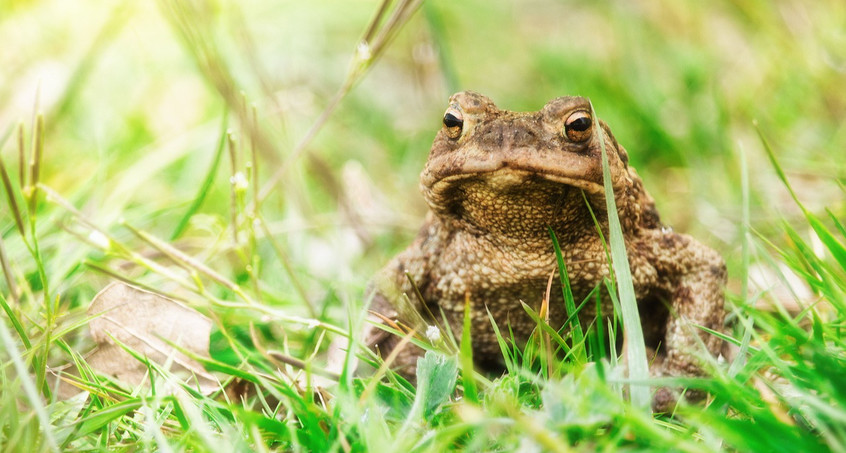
426;167;605;197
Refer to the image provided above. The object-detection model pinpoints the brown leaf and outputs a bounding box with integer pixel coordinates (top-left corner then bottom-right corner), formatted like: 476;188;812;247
86;282;218;394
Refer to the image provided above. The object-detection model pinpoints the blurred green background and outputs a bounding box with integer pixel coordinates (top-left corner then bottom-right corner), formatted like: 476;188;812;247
1;0;845;310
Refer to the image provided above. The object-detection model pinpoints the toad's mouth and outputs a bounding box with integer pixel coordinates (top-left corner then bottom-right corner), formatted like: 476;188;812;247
424;167;605;202
420;145;606;200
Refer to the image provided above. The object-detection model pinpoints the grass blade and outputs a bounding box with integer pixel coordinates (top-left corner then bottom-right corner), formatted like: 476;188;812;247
0;233;20;308
70;399;144;438
27;114;44;215
0;316;59;452
592;101;650;410
0;293;30;350
171;112;228;240
729;141;754;377
757;125;846;270
0;134;26;237
548;227;586;363
460;295;478;404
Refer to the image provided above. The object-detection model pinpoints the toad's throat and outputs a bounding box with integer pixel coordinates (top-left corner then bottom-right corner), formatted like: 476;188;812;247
428;173;601;238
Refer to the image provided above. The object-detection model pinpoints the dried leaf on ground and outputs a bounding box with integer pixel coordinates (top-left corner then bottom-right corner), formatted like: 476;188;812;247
86;282;218;394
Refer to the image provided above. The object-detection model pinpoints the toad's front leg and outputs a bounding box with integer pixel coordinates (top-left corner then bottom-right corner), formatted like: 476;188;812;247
641;230;726;411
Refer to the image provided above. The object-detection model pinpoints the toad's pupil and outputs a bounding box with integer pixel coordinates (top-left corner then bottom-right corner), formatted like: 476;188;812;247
443;113;463;128
567;116;591;132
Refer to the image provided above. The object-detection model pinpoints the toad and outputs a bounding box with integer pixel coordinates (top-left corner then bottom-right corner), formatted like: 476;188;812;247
365;91;725;411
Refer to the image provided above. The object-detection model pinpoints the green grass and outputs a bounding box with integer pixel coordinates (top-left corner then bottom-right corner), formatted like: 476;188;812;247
2;0;846;451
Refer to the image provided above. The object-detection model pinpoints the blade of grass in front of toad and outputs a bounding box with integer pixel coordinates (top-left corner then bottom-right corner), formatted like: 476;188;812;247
460;295;479;404
591;101;650;410
549;227;586;364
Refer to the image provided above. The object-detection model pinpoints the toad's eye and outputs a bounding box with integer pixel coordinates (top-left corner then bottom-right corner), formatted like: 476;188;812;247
564;111;592;142
443;108;464;139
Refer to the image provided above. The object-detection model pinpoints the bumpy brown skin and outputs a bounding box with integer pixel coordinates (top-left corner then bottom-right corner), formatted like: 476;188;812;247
366;91;725;411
